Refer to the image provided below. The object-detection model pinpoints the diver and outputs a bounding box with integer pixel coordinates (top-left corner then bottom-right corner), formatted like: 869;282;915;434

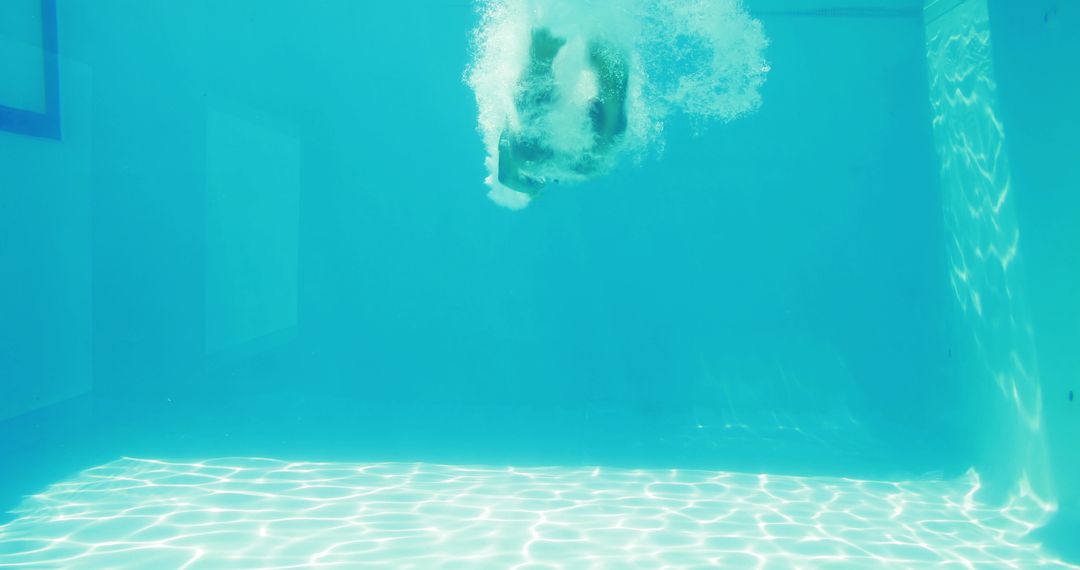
497;28;630;197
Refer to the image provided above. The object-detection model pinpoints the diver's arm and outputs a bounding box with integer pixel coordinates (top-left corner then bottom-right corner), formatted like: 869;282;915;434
498;131;546;196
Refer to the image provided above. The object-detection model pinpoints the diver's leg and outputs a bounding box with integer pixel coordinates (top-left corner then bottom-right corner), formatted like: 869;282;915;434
566;42;629;178
498;28;566;196
587;41;629;146
515;28;565;114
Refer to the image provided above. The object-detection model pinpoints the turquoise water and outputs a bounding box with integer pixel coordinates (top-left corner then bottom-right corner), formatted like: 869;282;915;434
1;0;1077;567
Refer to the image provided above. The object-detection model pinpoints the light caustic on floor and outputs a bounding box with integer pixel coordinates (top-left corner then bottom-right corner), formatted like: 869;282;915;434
0;458;1073;569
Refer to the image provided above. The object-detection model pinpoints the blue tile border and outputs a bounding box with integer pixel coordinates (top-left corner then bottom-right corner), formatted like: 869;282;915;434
0;0;61;140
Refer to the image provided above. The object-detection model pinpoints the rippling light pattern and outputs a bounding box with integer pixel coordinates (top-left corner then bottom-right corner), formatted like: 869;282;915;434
925;0;1051;497
0;458;1075;568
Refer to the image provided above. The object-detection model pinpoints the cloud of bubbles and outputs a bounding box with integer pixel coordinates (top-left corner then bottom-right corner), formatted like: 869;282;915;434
465;0;770;209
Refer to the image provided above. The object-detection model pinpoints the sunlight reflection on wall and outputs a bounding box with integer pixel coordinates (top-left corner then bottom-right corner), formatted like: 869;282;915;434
924;0;1051;504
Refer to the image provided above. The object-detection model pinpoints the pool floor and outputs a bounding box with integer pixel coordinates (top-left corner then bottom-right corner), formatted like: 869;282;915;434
0;458;1073;569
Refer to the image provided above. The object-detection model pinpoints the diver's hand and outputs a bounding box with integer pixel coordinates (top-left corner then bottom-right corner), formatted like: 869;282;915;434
530;28;566;63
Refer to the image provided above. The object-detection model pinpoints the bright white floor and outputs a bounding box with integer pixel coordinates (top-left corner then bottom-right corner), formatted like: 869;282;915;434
0;457;1075;569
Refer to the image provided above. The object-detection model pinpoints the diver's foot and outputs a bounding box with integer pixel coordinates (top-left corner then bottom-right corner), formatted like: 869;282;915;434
530;28;566;63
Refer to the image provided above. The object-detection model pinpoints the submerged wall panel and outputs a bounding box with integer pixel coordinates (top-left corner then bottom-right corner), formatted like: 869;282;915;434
0;55;93;420
0;0;46;114
0;0;61;139
204;108;300;356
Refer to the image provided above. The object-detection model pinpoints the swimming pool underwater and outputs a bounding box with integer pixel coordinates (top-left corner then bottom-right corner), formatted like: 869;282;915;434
2;0;1079;567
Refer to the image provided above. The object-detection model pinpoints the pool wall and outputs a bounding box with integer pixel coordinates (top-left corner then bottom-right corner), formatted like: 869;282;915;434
988;0;1080;550
923;0;1079;555
6;0;950;460
0;5;91;421
0;0;961;483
